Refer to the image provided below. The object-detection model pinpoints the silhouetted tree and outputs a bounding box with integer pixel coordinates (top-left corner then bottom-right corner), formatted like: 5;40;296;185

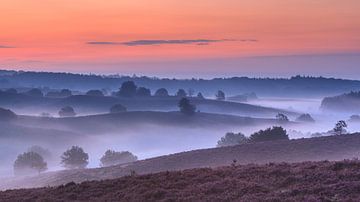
249;126;289;142
60;89;72;97
0;107;17;121
176;89;187;97
333;120;348;135
14;152;47;175
61;146;89;169
276;113;289;123
296;114;315;122
27;146;52;161
188;88;195;97
215;90;225;101
58;106;76;117
178;98;196;116
197;92;205;99
217;132;248;147
86;89;104;96
136;87;151;97
117;81;137;97
110;104;127;113
154;88;169;97
25;88;43;97
100;150;138;167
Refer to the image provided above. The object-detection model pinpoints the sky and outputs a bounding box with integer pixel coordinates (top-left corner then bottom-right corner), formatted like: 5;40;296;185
0;0;359;78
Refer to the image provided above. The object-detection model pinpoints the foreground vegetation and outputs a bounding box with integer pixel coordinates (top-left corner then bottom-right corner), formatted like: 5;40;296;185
1;160;360;201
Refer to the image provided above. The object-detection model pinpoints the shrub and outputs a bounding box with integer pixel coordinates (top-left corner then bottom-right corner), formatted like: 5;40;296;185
296;114;315;122
136;87;151;97
215;90;225;101
178;98;196;116
249;126;289;142
110;104;127;113
59;106;76;117
14;152;47;176
276;113;289;123
333;120;347;135
176;89;187;97
154;88;169;97
86;90;104;96
217;132;248;147
61;146;89;169
100;150;138;167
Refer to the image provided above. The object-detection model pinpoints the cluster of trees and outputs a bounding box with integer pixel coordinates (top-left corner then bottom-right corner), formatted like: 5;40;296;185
217;126;289;147
13;146;137;176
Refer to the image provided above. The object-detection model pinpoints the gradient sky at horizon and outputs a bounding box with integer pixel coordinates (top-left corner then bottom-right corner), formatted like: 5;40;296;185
0;0;359;78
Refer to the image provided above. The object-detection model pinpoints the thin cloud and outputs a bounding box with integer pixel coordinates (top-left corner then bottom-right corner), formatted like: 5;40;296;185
0;45;14;48
87;39;257;47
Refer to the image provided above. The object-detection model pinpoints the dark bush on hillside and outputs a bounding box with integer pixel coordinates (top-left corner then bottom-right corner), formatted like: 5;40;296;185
86;90;104;96
117;81;137;97
136;87;151;97
14;152;47;176
217;132;248;147
176;89;187;97
178;98;196;116
25;88;43;97
110;104;127;113
100;150;138;167
154;88;169;97
333;120;347;135
296;114;315;122
27;146;52;161
249;126;289;142
61;146;89;169
215;90;225;101
276;113;289;123
58;106;76;117
0;108;17;121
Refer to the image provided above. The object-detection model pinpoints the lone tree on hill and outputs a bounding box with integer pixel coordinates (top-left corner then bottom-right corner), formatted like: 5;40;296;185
217;132;249;147
154;88;169;97
14;152;47;176
61;146;89;169
176;89;187;97
110;104;127;113
58;106;76;117
333;120;348;135
117;81;137;97
249;126;289;143
215;90;225;101
100;150;138;167
178;98;196;116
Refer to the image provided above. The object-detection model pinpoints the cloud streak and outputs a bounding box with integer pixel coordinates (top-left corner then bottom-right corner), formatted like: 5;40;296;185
0;45;14;48
87;39;257;47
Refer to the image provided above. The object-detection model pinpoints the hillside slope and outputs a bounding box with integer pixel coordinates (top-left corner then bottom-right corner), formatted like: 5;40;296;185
2;133;360;190
1;160;360;201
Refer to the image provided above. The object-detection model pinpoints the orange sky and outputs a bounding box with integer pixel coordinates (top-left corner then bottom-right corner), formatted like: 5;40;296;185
0;0;359;76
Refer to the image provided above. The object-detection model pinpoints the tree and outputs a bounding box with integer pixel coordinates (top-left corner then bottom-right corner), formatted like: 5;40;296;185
176;89;187;97
0;107;17;121
178;98;196;116
25;88;43;97
86;90;104;96
61;146;89;169
276;113;289;123
100;150;138;167
197;92;205;99
136;87;151;97
188;89;195;97
58;106;76;117
333;120;348;135
215;90;225;101
217;132;248;147
60;89;72;97
154;88;169;97
249;126;289;143
14;152;47;175
110;104;127;113
27;145;52;161
296;114;315;122
117;81;137;97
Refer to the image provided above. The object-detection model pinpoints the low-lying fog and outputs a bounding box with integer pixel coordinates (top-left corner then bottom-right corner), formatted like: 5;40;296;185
1;96;360;179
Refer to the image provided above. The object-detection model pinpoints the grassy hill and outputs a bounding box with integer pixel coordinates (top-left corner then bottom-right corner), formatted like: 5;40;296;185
2;133;360;190
1;160;360;201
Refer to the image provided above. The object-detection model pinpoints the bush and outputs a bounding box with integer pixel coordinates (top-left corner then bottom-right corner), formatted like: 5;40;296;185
0;107;17;121
59;106;76;117
86;90;104;96
276;113;289;123
176;89;187;97
100;150;138;167
217;132;248;147
249;126;289;143
333;120;347;135
61;146;89;169
110;104;127;113
136;87;151;97
178;98;196;116
117;81;137;97
215;90;225;101
154;88;169;97
296;114;315;122
14;152;47;176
